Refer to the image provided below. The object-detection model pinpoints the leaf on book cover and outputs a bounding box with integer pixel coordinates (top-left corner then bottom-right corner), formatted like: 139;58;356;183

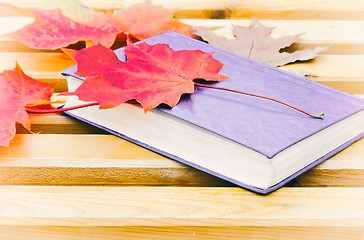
62;42;227;111
112;1;195;40
196;18;326;67
0;3;120;49
0;64;56;147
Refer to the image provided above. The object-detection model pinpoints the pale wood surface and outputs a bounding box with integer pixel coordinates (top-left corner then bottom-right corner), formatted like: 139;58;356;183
0;134;363;187
0;0;363;239
0;186;364;226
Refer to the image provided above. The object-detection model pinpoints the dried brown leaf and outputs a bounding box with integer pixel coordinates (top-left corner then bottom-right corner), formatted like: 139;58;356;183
196;18;327;67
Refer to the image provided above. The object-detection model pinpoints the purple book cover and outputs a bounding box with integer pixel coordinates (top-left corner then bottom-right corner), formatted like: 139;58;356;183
63;31;364;194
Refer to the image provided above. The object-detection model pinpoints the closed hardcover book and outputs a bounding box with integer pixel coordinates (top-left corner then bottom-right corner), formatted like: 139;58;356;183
62;31;364;194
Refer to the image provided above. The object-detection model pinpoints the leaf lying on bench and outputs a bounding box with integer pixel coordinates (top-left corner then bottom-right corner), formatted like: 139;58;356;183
0;1;194;50
114;1;195;41
0;3;121;49
196;18;327;67
0;64;56;147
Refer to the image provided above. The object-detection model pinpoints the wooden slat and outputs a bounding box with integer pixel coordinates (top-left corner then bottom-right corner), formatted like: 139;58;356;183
183;19;364;45
0;186;363;227
2;18;364;54
174;0;364;20
0;134;362;187
0;226;363;240
0;134;229;186
17;115;105;134
3;0;363;12
0;52;73;72
280;54;364;77
0;41;59;52
1;0;364;20
316;82;364;94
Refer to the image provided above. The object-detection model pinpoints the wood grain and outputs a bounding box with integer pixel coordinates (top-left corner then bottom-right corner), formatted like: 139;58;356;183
1;0;364;19
0;226;363;240
0;186;363;226
0;135;362;187
17;114;105;134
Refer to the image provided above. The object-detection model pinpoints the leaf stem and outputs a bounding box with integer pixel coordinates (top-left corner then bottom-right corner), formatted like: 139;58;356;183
194;82;324;119
25;102;100;114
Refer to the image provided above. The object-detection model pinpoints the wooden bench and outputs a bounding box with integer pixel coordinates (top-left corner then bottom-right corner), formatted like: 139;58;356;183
0;0;363;239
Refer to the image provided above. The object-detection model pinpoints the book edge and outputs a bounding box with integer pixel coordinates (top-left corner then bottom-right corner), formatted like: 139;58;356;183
64;110;363;194
264;132;364;193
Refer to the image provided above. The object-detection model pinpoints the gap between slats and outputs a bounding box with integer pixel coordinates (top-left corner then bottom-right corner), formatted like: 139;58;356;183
0;226;363;240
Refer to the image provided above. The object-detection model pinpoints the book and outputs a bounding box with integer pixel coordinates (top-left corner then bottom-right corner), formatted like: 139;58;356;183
62;31;364;194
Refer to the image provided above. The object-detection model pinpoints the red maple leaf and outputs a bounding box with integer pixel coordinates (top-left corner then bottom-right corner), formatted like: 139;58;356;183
115;2;195;40
63;42;227;111
1;2;195;50
0;64;56;147
1;3;121;49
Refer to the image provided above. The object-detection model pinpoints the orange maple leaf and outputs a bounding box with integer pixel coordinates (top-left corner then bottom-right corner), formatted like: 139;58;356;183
114;2;195;40
0;3;121;49
0;64;56;147
1;2;195;50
